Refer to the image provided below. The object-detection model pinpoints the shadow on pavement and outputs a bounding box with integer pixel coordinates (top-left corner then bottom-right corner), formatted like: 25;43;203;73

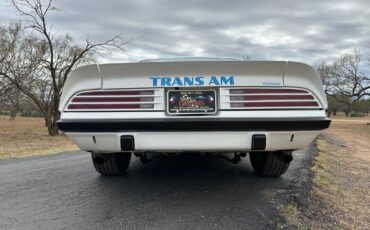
87;155;286;229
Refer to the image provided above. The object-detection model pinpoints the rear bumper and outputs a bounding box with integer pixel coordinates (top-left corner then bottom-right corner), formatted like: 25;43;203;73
57;118;331;132
65;130;322;152
58;118;330;152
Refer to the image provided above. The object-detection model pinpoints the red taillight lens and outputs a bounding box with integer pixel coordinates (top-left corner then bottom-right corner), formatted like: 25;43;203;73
230;95;314;101
66;89;156;111
229;88;309;94
230;101;319;108
227;88;320;109
77;90;153;96
71;97;154;102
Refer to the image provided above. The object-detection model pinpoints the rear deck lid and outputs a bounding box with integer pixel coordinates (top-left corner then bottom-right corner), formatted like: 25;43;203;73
98;61;286;89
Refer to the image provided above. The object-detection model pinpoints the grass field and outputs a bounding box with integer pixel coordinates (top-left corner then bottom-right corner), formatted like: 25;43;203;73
282;114;370;229
0;116;78;159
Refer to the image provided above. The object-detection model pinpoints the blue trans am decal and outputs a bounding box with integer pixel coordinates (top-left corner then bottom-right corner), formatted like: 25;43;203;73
149;76;234;87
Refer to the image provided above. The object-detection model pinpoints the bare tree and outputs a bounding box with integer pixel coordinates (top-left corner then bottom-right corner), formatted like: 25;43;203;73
352;99;370;116
325;96;346;117
317;49;370;117
0;0;128;135
0;78;14;117
0;77;12;98
0;87;29;119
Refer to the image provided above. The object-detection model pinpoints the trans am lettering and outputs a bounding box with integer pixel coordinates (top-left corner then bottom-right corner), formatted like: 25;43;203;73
149;76;234;87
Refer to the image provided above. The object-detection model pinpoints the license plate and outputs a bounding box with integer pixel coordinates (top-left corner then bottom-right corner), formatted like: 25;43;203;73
167;90;217;115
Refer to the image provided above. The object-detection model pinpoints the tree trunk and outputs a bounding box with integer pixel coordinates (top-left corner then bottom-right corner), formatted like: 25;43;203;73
47;119;59;136
345;104;352;117
46;103;61;136
45;115;60;136
326;110;331;117
10;111;16;120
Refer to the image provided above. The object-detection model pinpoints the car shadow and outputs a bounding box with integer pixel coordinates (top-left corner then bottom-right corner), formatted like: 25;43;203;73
83;154;289;228
96;154;279;187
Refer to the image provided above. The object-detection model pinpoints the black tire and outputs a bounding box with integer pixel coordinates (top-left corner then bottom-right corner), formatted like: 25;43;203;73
91;152;131;176
249;151;292;176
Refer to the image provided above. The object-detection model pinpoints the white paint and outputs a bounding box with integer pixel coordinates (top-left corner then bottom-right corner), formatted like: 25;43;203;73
66;131;321;152
60;110;327;120
59;59;329;154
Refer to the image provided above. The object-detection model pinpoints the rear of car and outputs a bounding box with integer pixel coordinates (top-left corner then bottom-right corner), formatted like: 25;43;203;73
57;58;330;176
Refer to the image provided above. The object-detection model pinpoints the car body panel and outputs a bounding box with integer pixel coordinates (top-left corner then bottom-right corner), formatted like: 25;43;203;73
284;61;328;108
65;131;321;152
58;59;330;153
99;61;285;89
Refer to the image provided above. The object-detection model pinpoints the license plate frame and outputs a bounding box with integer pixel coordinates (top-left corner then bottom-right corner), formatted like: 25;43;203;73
167;89;217;115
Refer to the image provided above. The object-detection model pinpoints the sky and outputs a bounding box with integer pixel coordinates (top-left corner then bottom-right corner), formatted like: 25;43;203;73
0;0;369;67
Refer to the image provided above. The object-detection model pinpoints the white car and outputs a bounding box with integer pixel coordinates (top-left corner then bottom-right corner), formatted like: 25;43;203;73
57;58;331;176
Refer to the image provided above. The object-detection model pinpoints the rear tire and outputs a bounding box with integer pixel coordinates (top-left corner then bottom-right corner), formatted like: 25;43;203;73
91;152;131;176
249;151;291;176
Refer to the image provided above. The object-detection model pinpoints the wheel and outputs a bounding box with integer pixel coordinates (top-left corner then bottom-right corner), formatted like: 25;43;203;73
91;152;131;176
249;151;292;176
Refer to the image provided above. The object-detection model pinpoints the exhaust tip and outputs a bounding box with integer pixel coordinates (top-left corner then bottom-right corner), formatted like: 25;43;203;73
93;156;105;165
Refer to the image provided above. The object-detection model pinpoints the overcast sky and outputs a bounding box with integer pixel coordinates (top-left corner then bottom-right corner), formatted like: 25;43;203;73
0;0;369;66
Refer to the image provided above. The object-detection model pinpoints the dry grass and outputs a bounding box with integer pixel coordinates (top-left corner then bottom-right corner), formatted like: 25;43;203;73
280;203;300;227
0;116;78;159
318;117;370;229
282;115;370;229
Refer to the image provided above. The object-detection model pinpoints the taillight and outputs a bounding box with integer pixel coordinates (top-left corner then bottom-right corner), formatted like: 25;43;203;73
222;87;321;109
65;89;164;111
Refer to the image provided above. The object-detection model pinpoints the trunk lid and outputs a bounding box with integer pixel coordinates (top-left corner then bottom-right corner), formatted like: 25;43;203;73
98;61;286;89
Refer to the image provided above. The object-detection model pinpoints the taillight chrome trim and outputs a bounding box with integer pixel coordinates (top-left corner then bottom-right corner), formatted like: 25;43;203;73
220;87;322;110
65;88;164;111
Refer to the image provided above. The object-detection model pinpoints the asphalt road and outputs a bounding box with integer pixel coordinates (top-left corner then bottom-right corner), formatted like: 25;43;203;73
0;146;315;230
